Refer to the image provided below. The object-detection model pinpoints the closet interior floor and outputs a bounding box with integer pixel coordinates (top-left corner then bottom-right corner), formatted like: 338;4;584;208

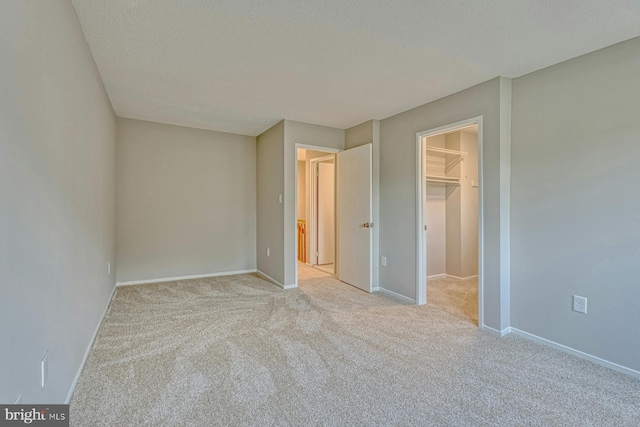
427;277;478;325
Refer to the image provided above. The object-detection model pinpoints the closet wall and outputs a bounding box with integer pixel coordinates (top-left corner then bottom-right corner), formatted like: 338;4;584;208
425;135;447;276
459;132;478;279
425;130;478;280
297;160;306;221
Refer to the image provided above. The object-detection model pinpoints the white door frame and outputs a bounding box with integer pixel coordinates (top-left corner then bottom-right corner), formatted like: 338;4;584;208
416;116;484;327
294;144;341;286
310;154;336;269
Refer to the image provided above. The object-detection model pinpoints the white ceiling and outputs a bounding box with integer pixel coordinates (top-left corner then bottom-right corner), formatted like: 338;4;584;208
72;0;640;136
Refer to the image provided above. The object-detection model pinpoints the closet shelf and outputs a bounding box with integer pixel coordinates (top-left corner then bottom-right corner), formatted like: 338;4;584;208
425;146;467;156
425;175;459;181
425;175;460;185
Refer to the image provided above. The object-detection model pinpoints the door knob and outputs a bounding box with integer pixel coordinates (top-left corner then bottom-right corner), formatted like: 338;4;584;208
363;222;374;228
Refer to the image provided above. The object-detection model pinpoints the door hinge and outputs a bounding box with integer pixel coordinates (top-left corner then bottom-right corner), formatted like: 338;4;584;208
424;225;427;231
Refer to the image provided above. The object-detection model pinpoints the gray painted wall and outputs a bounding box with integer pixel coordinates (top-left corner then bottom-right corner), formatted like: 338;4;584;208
284;120;344;286
116;118;256;283
345;121;374;148
0;0;116;403
345;120;381;289
511;37;640;371
257;121;285;284
379;78;511;331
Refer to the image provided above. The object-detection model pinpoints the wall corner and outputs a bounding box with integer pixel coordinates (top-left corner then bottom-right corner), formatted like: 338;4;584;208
499;77;512;330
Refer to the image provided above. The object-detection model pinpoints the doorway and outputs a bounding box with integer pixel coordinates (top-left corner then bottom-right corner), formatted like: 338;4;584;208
294;143;373;293
313;155;335;274
416;117;483;326
296;148;337;277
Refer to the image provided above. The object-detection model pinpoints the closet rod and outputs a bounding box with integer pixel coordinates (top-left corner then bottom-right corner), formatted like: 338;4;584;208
425;174;459;181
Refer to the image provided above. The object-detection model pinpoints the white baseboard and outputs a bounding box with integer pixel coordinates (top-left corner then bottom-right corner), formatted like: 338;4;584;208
426;274;478;281
66;284;117;404
481;325;512;337
255;270;296;290
377;287;416;304
116;269;257;286
509;328;640;380
446;274;479;281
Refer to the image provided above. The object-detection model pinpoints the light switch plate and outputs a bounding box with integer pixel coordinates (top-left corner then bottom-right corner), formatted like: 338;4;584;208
41;352;48;388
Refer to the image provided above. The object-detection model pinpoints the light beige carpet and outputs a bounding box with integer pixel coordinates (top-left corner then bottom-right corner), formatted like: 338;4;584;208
427;276;478;325
70;265;640;426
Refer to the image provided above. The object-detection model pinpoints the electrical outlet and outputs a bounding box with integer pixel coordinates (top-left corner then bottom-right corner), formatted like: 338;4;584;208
266;248;270;257
573;295;587;314
41;352;48;388
381;256;387;267
14;395;22;404
107;262;111;275
278;194;283;204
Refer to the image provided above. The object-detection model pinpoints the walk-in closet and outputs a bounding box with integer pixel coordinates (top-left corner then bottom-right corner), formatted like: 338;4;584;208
424;125;479;325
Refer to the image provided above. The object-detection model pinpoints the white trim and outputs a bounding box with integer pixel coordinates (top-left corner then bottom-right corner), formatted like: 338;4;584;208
65;284;117;404
416;116;485;328
427;273;478;281
477;117;486;330
510;328;640;380
116;269;257;286
481;325;512;337
256;270;297;290
377;287;416;304
446;274;479;281
296;144;341;153
311;154;336;163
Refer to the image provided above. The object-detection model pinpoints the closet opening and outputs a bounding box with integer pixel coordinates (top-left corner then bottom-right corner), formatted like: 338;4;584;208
296;148;337;281
416;117;483;327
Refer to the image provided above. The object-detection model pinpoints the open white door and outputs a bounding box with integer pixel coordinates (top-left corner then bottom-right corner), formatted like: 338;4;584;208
337;144;372;293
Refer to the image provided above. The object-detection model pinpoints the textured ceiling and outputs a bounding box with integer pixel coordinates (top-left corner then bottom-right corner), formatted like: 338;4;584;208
72;0;640;136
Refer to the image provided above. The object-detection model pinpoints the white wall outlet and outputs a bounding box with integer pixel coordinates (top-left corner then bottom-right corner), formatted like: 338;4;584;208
278;194;283;204
573;295;587;314
14;395;22;404
266;248;270;257
381;256;387;267
41;352;48;388
107;262;111;275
